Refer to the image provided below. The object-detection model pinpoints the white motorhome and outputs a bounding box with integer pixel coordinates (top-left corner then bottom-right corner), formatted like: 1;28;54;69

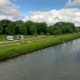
7;36;14;41
20;35;24;40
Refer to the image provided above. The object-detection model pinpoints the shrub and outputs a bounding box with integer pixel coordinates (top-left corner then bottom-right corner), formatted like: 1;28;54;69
34;33;37;37
46;33;50;36
53;30;62;35
41;32;44;35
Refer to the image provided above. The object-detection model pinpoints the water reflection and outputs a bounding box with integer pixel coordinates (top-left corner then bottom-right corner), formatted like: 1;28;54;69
0;39;80;80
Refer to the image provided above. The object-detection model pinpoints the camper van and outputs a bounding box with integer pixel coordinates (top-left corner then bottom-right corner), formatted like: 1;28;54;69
7;36;14;41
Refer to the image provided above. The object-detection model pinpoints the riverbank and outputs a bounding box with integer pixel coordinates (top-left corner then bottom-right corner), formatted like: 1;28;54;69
0;35;35;41
0;33;80;61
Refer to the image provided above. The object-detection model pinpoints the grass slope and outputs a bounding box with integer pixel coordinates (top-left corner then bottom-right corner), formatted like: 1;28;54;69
0;35;34;41
0;33;80;61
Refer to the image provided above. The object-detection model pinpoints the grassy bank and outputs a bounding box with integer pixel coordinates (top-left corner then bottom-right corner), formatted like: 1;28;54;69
0;33;80;61
0;35;35;41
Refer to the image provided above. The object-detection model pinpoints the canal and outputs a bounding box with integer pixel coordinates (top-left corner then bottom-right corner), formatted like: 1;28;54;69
0;38;80;80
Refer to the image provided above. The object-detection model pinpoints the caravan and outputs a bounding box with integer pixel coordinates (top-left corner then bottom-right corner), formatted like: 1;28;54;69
7;36;14;41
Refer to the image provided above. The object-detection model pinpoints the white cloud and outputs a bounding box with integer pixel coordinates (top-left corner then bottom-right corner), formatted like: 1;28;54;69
22;8;80;26
0;0;21;21
65;0;80;7
0;0;10;6
0;0;80;27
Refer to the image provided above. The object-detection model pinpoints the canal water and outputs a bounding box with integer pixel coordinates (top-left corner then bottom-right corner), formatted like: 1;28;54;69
0;39;80;80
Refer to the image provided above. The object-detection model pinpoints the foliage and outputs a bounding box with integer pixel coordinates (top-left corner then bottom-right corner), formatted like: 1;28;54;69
34;33;37;37
41;32;44;35
66;22;76;31
30;25;37;34
0;19;78;35
0;23;3;34
66;26;73;33
0;19;11;34
0;33;80;60
19;23;27;35
15;20;24;34
53;29;62;35
25;21;34;34
60;26;66;33
46;26;53;35
46;33;50;36
5;22;16;35
54;22;76;34
36;22;47;34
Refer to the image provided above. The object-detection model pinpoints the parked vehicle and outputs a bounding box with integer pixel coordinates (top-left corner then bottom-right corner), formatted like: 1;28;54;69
7;36;14;41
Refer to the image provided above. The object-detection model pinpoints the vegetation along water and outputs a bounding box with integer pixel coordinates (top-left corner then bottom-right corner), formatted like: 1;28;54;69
0;37;80;80
0;33;80;61
0;19;80;61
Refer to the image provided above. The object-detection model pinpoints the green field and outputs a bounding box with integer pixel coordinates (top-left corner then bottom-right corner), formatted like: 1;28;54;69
0;33;80;61
0;35;35;41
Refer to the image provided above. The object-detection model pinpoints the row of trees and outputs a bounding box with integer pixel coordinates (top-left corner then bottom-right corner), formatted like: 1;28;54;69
0;19;79;35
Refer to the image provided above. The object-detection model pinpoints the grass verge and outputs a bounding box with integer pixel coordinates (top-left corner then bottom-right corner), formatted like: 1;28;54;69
0;33;80;61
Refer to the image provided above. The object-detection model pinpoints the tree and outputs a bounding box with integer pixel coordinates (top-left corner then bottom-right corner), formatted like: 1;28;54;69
53;29;62;35
53;26;62;35
25;21;34;34
66;26;73;33
0;23;3;34
6;22;16;35
15;20;24;34
53;26;60;31
46;26;53;35
0;19;11;34
41;32;44;35
19;23;27;35
54;22;66;28
46;33;50;36
66;22;76;32
34;33;37;37
60;26;66;33
54;22;76;34
30;25;37;34
36;22;47;34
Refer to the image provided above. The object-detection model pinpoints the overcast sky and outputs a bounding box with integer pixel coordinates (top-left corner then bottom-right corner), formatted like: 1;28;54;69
0;0;80;26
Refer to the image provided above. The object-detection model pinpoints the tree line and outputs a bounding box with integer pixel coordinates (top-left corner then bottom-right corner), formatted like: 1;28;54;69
0;19;79;35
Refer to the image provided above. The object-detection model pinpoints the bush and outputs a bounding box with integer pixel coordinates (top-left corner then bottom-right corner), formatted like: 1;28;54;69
53;30;62;35
46;33;50;36
41;32;44;35
34;33;37;37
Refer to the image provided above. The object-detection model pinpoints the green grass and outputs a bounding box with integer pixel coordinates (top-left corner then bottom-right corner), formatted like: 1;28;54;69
0;35;35;41
0;33;80;61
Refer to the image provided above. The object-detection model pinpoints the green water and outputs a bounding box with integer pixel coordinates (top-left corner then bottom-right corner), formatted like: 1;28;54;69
0;39;80;80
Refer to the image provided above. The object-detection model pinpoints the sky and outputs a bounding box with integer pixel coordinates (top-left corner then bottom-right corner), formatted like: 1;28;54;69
0;0;80;26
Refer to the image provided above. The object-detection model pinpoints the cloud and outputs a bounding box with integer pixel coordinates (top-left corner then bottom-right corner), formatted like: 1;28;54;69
0;0;10;6
0;0;21;21
65;0;80;7
0;0;80;27
22;8;80;26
